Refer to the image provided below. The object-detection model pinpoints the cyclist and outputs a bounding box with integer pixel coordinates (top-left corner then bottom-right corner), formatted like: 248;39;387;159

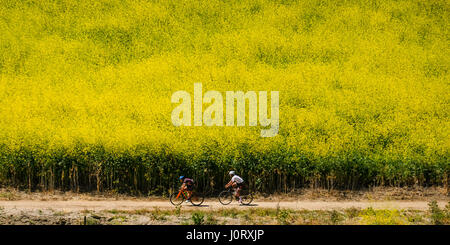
225;171;244;204
179;176;194;202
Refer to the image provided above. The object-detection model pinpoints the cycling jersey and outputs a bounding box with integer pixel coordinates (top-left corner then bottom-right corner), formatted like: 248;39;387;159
183;178;194;191
231;175;244;184
184;178;194;185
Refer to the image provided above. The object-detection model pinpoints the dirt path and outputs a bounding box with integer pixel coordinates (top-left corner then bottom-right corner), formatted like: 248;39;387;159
0;199;447;212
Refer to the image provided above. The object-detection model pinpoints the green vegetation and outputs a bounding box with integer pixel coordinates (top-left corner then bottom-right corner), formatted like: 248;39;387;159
428;200;450;225
191;211;205;225
1;201;449;225
98;202;449;225
0;0;448;194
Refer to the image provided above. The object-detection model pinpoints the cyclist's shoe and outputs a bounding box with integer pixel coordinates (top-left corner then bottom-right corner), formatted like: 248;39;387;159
185;199;190;203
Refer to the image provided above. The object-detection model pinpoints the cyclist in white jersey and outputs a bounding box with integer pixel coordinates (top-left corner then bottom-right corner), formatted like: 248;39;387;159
225;171;244;203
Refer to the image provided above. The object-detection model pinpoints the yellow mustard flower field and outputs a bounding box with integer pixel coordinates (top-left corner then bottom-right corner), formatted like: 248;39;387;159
0;0;448;194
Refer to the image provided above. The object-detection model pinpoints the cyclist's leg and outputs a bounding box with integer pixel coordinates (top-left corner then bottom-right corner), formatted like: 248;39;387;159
236;185;242;197
186;185;194;199
232;187;237;197
236;185;243;203
181;184;187;191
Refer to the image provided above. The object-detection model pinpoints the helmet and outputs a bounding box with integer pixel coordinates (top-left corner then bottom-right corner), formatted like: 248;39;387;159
229;171;235;176
179;176;185;180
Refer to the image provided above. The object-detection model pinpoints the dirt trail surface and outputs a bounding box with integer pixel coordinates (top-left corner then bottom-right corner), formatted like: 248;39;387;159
0;199;447;212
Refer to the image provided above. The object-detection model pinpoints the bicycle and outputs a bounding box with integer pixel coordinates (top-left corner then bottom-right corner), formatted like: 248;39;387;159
170;188;205;206
218;186;253;205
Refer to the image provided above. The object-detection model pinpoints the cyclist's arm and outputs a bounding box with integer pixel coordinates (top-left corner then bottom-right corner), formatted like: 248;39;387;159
225;180;233;188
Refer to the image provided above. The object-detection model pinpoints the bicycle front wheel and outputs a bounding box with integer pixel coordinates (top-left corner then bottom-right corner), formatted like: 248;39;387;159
170;192;184;206
240;193;253;205
190;192;205;206
218;190;233;205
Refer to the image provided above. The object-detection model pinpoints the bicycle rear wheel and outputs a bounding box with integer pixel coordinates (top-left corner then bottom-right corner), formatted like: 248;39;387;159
170;192;184;206
218;190;233;205
190;192;205;206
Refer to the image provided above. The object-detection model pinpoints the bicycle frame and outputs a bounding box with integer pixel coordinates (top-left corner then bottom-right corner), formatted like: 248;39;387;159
175;189;191;199
218;186;253;205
